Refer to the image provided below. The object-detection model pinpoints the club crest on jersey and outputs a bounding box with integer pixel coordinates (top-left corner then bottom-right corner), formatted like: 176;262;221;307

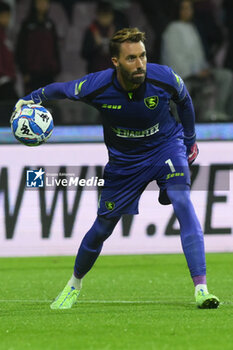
105;201;115;211
144;96;159;110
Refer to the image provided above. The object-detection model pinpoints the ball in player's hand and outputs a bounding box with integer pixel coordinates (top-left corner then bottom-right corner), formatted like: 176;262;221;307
11;104;54;146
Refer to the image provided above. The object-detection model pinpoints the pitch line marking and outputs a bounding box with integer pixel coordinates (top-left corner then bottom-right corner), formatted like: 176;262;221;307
0;299;190;304
0;300;231;305
0;299;199;305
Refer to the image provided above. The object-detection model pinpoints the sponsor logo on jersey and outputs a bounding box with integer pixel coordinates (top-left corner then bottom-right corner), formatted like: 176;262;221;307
166;172;184;180
102;104;122;110
172;71;184;94
128;92;133;99
42;88;47;99
75;80;87;95
144;96;159;110
172;72;181;86
105;201;115;211
112;123;159;138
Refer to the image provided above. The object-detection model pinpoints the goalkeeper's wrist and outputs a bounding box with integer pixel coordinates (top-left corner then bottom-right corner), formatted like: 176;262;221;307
184;132;196;140
31;87;47;104
184;132;196;146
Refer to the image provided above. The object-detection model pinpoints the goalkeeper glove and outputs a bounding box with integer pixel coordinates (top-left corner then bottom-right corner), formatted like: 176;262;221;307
10;89;43;124
184;133;199;165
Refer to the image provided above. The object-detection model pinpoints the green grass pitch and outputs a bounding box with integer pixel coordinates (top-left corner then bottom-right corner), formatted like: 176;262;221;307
0;253;232;350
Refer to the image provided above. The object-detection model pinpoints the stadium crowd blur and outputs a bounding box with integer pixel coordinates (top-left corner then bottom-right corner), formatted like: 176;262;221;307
0;0;233;125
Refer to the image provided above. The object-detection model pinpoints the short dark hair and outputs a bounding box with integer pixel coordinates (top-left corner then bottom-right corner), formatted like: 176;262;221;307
109;28;146;57
0;2;11;14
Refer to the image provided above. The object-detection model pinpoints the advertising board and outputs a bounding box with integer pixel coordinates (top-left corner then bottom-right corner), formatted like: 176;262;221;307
0;142;232;256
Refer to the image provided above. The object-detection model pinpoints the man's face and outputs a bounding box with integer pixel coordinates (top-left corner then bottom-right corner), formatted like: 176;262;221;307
180;0;193;22
36;0;49;15
97;12;114;27
112;41;147;86
0;11;10;28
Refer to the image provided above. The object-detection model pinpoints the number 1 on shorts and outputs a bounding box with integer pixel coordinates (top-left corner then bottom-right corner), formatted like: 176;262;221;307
165;158;176;172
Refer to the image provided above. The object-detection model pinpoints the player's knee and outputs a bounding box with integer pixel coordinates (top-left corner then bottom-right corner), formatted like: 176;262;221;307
83;215;120;248
96;215;120;241
181;229;204;245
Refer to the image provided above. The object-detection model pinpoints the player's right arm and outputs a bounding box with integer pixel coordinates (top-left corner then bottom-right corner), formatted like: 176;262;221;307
10;77;90;122
11;68;113;123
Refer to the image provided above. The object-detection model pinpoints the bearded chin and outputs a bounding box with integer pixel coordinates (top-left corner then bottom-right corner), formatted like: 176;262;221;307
119;64;146;85
131;75;145;84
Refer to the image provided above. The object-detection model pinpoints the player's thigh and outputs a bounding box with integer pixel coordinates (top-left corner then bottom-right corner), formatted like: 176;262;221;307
98;162;150;217
156;139;190;189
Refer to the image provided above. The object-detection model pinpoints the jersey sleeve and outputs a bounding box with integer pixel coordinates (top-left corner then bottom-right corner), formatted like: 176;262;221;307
27;74;94;103
169;68;187;103
27;69;113;104
168;68;196;138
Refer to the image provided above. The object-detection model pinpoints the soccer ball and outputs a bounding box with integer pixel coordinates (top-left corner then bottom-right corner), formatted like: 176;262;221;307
11;104;54;146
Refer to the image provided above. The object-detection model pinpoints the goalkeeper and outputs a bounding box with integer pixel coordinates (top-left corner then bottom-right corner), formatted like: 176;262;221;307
13;28;219;309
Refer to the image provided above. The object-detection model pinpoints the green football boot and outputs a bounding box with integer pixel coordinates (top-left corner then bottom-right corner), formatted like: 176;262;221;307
50;284;80;310
196;289;220;309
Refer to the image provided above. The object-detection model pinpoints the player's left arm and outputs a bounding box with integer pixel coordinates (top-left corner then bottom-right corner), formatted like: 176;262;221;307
170;69;199;165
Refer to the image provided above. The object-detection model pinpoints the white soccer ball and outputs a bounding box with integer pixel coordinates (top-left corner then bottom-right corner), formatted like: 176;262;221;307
11;104;54;146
